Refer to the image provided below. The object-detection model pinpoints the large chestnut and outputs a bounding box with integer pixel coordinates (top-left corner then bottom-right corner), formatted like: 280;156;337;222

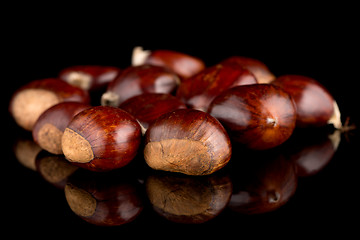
221;56;275;84
9;78;90;131
32;102;91;154
61;106;142;171
146;172;232;224
119;93;187;131
271;75;342;129
144;109;232;175
101;65;180;107
176;63;257;111
132;46;205;79
58;65;121;91
208;84;296;150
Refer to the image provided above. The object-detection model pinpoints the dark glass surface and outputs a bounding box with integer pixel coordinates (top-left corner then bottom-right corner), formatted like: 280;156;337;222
3;27;359;238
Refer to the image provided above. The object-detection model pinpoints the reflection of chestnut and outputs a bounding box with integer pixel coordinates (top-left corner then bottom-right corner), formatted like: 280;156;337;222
13;137;42;171
32;102;91;154
59;65;121;91
144;109;232;175
146;172;232;224
228;149;297;214
285;129;341;177
9;78;90;131
101;65;180;107
119;93;186;131
132;46;205;79
176;63;257;111
221;56;275;84
64;169;143;226
35;151;78;189
208;84;296;150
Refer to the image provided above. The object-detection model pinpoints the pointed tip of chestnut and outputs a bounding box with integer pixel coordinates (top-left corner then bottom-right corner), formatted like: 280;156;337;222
132;46;152;66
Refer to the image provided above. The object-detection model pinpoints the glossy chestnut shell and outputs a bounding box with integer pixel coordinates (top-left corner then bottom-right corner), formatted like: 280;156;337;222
101;65;180;107
144;109;232;175
271;75;337;128
61;106;142;171
119;93;187;131
176;63;257;111
208;84;296;150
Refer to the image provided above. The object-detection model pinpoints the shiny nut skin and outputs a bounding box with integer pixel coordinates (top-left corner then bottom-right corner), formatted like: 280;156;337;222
208;84;296;150
61;106;142;171
144;109;232;175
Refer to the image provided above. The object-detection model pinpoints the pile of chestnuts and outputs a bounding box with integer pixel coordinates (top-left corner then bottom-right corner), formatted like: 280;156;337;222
9;46;346;176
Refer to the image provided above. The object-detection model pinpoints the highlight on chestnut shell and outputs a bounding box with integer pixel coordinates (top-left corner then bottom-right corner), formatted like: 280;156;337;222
207;84;297;150
144;109;232;176
61;106;142;172
271;75;342;129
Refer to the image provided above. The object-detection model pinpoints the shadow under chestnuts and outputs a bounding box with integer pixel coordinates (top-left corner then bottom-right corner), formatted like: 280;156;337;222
8;46;351;225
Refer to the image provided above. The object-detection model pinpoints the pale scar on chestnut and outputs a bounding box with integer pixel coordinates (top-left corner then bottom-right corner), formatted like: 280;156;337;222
65;184;97;217
37;123;64;154
62;128;94;163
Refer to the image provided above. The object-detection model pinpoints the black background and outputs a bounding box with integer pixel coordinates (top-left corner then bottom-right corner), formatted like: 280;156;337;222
3;7;359;239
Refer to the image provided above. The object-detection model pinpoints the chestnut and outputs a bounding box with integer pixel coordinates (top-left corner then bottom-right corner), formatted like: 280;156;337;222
132;46;205;79
59;65;121;91
61;106;142;171
176;62;257;112
207;84;296;150
32;102;91;154
144;109;232;175
101;65;180;107
65;169;143;226
271;75;342;129
146;172;232;224
119;93;187;131
221;56;276;84
9;78;90;131
13;137;42;171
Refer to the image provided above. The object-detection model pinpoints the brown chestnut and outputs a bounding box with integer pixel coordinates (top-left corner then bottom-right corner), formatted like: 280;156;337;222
271;75;342;129
61;106;142;171
101;65;180;107
9;78;90;131
119;93;186;131
146;172;232;224
132;46;205;79
176;62;257;112
59;65;121;91
221;56;276;84
208;84;296;150
144;109;232;175
32;102;91;154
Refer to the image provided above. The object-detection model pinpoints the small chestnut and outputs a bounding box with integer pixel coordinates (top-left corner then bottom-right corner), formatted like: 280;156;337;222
176;62;257;112
208;84;296;150
32;102;91;154
144;109;232;175
59;65;121;91
221;56;276;84
9;78;90;131
119;93;187;131
101;65;180;107
132;46;205;79
61;106;142;171
271;75;342;129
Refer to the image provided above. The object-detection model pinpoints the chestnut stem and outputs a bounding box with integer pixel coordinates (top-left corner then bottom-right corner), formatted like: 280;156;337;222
132;46;151;66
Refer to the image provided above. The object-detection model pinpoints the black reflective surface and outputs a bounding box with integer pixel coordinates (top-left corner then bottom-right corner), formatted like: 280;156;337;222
3;25;360;238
